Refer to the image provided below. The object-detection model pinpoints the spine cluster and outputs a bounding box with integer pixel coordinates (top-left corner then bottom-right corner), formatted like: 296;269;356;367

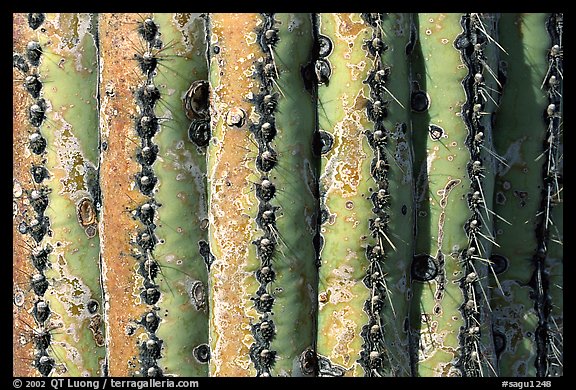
457;13;500;377
14;13;57;377
533;12;563;377
357;13;395;377
132;17;164;378
247;13;282;377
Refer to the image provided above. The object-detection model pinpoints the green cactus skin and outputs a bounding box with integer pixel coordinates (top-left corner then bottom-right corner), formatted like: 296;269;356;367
13;13;106;377
263;13;318;377
38;13;106;377
410;13;469;376
490;13;549;377
207;13;318;376
149;13;210;377
316;13;413;377
409;13;498;376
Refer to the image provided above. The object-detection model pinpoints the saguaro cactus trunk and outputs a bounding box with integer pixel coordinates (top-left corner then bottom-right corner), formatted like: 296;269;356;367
13;12;563;378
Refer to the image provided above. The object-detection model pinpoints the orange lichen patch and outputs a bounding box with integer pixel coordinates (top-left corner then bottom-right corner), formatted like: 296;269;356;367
336;13;367;40
207;13;263;377
98;13;149;376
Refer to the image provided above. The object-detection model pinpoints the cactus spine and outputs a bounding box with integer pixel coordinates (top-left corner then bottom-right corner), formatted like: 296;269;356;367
207;13;318;376
316;13;413;377
99;13;210;376
409;13;500;376
13;13;106;377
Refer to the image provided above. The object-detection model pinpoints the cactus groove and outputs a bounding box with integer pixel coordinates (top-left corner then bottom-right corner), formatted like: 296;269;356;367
13;12;563;378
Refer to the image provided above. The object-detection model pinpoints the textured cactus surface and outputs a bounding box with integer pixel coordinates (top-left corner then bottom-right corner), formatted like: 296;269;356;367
206;13;318;376
316;13;413;377
13;12;562;378
13;13;106;377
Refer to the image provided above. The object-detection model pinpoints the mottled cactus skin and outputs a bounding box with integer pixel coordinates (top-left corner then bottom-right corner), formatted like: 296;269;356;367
12;12;563;378
409;13;499;376
316;13;413;377
99;13;211;377
207;13;318;377
145;13;210;377
13;13;106;377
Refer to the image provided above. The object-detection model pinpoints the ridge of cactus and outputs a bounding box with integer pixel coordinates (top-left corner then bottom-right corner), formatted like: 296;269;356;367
99;13;162;376
150;13;211;377
409;13;498;376
453;13;502;377
532;12;563;377
315;12;414;377
14;12;53;377
256;13;319;377
13;12;107;377
206;13;318;376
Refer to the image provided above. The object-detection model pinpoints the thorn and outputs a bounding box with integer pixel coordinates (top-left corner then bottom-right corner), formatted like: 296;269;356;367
471;13;508;55
475;176;491;223
482;204;512;225
470;262;492;312
382;85;405;109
